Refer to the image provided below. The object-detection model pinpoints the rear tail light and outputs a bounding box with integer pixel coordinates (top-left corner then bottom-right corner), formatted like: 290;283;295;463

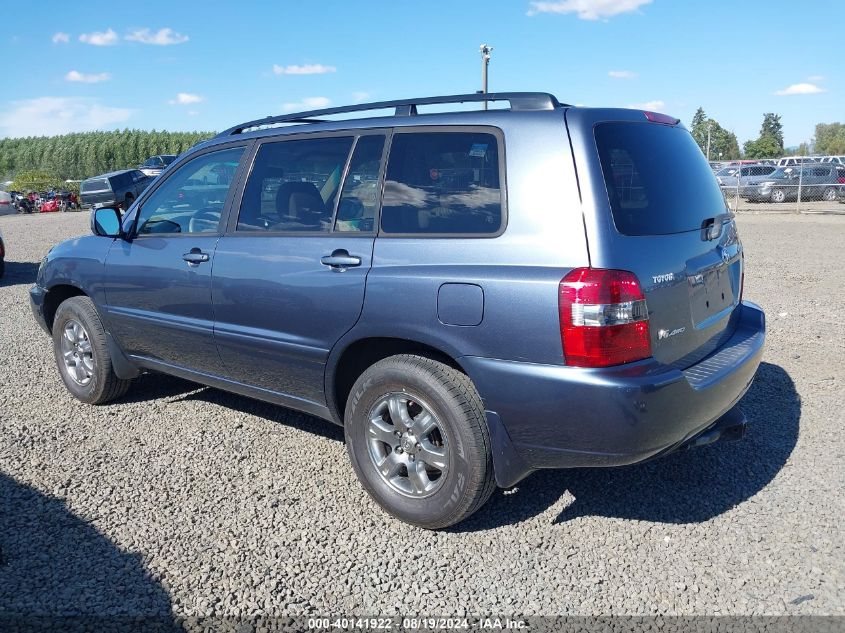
559;268;651;367
837;177;845;184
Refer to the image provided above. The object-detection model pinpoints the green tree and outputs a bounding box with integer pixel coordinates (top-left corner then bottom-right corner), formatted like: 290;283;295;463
813;123;845;155
689;107;740;160
0;129;215;182
743;112;784;159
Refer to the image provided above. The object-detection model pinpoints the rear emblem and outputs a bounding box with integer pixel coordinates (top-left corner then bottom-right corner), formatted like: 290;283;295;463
652;273;674;284
658;327;686;340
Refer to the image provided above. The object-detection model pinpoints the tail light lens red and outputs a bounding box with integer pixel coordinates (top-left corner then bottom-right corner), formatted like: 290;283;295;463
559;268;652;367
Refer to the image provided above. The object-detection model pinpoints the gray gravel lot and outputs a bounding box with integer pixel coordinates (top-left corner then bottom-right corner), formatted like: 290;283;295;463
0;211;842;619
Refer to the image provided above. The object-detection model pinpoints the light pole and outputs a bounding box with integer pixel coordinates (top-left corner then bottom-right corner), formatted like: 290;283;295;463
480;44;492;110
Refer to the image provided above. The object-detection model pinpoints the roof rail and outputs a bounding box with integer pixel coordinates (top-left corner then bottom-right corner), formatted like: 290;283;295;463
217;92;563;137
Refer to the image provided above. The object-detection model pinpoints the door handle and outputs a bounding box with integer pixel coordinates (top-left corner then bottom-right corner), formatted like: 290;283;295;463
320;249;361;271
182;248;210;266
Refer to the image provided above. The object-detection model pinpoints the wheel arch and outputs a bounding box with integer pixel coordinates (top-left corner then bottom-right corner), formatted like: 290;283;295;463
43;284;87;333
327;336;467;426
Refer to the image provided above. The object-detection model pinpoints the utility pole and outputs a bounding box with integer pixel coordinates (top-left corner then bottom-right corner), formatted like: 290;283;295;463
706;121;712;161
480;44;492;110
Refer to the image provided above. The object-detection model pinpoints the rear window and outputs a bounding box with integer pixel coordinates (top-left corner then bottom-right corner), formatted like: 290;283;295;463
595;122;727;235
81;178;110;192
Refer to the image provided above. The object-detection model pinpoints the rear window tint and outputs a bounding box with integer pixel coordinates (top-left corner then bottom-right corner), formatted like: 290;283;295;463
595;122;727;236
81;178;110;192
381;131;502;235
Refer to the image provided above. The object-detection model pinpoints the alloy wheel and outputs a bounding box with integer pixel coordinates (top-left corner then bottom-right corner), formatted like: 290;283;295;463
366;393;449;498
60;319;94;386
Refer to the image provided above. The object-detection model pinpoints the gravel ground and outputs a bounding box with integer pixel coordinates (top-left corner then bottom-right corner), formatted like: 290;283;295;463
0;211;842;619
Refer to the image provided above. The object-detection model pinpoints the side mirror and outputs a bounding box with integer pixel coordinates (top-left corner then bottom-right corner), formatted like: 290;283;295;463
91;206;123;238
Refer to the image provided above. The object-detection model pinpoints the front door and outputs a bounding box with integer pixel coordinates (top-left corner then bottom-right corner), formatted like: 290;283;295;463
212;133;387;405
102;145;247;373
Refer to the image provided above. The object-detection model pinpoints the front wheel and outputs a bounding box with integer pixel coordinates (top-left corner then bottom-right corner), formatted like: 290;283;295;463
345;354;495;529
771;188;786;203
52;296;132;404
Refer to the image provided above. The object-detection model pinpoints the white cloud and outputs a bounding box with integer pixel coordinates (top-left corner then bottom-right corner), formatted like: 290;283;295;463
807;75;824;82
628;100;665;110
125;27;189;46
775;83;826;96
79;28;118;46
273;63;336;75
168;93;204;105
281;96;331;113
608;70;637;79
352;91;371;103
0;97;132;137
65;70;111;84
527;0;652;19
52;32;70;44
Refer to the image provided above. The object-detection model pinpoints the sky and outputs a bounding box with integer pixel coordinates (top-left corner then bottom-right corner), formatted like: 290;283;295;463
1;0;842;148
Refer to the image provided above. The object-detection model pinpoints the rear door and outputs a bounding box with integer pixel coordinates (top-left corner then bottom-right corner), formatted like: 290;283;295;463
211;131;387;405
567;109;743;368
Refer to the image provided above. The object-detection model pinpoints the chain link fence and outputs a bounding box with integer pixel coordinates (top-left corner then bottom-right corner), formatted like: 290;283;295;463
714;158;845;214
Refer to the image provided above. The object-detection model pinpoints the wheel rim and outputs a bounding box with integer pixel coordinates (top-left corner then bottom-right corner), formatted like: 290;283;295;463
366;393;449;498
60;319;94;386
823;188;836;201
772;189;785;203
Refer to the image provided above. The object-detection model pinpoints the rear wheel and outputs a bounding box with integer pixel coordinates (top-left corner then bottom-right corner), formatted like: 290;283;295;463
771;188;786;203
52;296;131;404
344;354;495;529
822;187;837;202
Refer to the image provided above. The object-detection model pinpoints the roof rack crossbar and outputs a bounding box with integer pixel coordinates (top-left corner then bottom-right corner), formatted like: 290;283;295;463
217;92;563;137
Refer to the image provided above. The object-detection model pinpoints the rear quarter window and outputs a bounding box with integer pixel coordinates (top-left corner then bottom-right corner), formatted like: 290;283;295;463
381;131;503;235
595;122;727;236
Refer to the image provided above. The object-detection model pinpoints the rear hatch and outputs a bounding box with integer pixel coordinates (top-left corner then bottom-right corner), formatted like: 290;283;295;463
567;109;743;369
80;177;115;207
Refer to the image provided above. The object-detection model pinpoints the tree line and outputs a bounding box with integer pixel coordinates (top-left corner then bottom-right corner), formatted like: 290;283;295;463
0;129;215;184
690;108;843;160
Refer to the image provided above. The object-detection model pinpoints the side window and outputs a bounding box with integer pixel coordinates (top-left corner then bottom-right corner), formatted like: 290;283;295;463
136;146;245;235
335;135;386;232
237;137;353;232
381;131;503;235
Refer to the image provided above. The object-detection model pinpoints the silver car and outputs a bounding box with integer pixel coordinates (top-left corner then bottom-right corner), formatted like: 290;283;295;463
716;164;777;193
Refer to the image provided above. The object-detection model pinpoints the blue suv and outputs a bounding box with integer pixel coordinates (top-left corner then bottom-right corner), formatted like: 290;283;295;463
30;93;765;528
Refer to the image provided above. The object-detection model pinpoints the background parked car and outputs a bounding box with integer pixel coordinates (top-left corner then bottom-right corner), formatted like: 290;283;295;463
0;226;5;278
80;169;152;210
746;164;845;203
820;156;845;165
717;164;777;191
0;191;13;216
776;156;818;167
138;154;177;178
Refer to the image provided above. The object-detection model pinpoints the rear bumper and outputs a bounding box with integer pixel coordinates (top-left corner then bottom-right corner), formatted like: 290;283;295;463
461;301;765;485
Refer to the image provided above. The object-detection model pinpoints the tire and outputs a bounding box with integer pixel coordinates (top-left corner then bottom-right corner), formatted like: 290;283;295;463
822;187;837;202
345;354;495;529
771;188;786;203
52;296;131;404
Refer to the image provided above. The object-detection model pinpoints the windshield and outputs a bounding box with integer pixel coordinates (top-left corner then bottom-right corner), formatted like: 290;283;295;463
162;155;177;165
716;167;738;177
